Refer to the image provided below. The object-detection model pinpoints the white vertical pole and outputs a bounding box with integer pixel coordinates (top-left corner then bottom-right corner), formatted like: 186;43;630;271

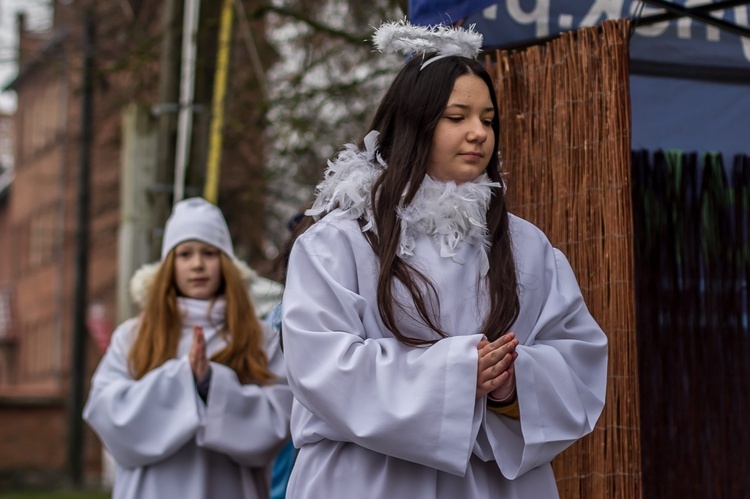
173;0;201;204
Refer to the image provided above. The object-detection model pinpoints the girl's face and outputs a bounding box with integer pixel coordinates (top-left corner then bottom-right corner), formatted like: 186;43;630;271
426;74;495;184
173;241;222;300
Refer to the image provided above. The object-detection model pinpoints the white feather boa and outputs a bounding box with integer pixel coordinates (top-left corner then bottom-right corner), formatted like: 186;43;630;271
306;131;501;275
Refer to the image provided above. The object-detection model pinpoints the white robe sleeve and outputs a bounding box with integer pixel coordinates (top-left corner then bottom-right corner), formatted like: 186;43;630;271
82;319;201;468
473;246;608;479
282;223;484;476
195;322;294;467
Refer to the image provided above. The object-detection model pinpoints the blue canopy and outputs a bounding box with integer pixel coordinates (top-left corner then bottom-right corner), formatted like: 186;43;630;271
409;0;750;159
409;0;497;25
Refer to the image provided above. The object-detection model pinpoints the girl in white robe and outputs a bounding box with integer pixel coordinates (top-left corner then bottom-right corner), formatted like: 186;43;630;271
84;197;293;499
280;22;608;499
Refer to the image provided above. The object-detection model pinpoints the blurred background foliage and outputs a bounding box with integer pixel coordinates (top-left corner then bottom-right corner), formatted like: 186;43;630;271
260;0;405;248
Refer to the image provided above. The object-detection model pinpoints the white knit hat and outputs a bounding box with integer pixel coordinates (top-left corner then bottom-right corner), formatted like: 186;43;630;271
161;197;234;260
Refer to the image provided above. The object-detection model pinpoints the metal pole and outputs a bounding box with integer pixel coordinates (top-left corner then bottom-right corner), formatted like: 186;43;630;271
204;0;234;204
68;6;95;487
153;0;183;260
173;0;201;204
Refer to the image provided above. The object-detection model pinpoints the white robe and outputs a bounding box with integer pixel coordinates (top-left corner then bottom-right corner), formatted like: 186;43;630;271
281;212;608;499
83;298;294;499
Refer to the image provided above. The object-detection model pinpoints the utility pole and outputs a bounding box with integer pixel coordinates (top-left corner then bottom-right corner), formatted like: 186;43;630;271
173;0;201;204
152;0;183;259
204;0;234;204
68;6;95;487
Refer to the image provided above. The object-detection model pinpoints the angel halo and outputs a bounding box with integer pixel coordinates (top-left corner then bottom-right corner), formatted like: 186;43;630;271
372;19;484;70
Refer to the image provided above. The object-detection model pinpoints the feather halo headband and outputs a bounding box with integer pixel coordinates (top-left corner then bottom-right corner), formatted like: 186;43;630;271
372;19;483;70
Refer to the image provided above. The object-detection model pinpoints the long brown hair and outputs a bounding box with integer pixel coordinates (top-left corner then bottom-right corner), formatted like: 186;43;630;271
128;251;275;384
363;54;520;346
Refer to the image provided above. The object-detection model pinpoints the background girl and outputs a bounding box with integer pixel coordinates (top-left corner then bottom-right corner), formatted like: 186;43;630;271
84;197;293;499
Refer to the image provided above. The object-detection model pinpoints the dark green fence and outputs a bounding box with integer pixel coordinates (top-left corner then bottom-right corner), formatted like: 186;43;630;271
632;150;750;498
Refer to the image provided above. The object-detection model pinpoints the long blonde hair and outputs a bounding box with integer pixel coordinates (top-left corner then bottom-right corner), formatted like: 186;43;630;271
128;252;275;385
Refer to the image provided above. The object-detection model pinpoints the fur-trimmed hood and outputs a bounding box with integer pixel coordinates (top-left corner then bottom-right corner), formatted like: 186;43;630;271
129;259;284;318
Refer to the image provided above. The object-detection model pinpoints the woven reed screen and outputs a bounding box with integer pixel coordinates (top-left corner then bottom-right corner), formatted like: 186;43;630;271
487;19;640;498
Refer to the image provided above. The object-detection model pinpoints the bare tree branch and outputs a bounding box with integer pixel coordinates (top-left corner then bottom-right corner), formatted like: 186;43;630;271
251;4;373;47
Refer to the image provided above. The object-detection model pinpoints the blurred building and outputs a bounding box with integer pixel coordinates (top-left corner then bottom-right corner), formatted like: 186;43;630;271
0;0;272;489
0;110;15;381
0;112;13;173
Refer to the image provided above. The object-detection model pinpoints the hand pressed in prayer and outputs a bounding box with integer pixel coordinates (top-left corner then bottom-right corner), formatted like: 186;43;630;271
190;325;210;382
476;333;518;400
